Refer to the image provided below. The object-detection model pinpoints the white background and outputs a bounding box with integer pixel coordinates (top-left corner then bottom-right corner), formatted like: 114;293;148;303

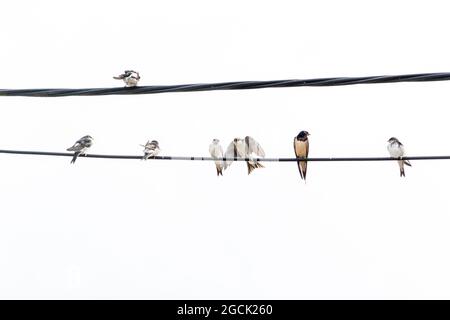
1;0;450;299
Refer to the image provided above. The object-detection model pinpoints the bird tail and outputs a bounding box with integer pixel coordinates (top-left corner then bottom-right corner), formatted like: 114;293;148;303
247;161;264;175
404;159;412;167
215;163;223;176
70;152;80;164
399;160;406;177
297;161;307;181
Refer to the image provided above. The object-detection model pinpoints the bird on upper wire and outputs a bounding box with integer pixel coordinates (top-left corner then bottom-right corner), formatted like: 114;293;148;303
113;70;141;87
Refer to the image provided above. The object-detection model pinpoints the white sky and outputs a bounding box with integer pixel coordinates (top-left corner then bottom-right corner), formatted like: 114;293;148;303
1;0;450;299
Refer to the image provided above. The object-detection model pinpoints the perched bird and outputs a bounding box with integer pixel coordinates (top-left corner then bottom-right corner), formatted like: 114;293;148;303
113;70;141;87
224;138;245;170
244;136;266;174
387;137;411;177
224;136;265;175
141;140;160;160
209;139;224;176
67;135;94;164
293;130;310;181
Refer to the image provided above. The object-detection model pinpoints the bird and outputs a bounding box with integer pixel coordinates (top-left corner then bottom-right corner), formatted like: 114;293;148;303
293;130;310;181
141;140;160;160
209;139;224;176
224;138;244;170
224;136;265;175
66;135;94;164
113;70;141;87
387;137;411;177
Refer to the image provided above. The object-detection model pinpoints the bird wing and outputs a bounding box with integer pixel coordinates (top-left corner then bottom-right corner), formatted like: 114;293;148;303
399;144;412;166
235;139;247;158
306;139;309;158
223;141;236;169
124;70;140;79
67;142;82;152
67;136;92;151
245;136;265;157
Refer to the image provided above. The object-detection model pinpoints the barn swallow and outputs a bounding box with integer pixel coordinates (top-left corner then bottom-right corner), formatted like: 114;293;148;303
141;140;160;160
224;136;265;174
113;70;141;87
293;130;310;181
387;137;411;177
66;135;94;164
209;139;224;176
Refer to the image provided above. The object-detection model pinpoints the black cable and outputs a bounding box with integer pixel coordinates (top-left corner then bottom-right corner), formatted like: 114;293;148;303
0;149;449;162
1;72;449;97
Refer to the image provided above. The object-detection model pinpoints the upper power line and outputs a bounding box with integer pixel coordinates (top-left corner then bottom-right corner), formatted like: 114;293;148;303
0;72;449;97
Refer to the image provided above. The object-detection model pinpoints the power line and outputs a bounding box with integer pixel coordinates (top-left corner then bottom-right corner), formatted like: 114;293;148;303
0;149;449;162
1;72;450;97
